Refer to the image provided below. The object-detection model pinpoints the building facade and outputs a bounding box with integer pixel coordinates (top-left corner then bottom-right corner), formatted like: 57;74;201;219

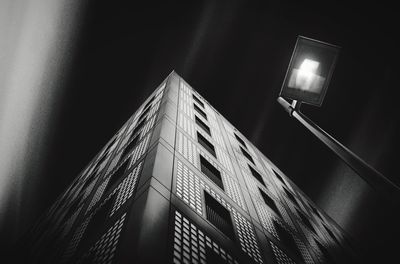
17;71;358;263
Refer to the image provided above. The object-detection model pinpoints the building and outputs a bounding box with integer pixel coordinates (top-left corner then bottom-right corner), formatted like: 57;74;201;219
16;71;358;263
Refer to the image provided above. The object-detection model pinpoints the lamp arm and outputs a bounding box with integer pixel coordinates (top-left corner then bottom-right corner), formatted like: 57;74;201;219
277;97;400;203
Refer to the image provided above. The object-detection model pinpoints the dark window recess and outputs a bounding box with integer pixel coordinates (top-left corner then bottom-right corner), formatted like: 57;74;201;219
204;192;234;240
311;205;322;219
81;177;94;191
82;167;97;188
138;106;151;121
315;239;335;263
192;94;205;107
324;224;339;243
200;156;224;190
193;103;207;120
240;146;254;164
249;165;266;187
197;132;216;157
272;170;286;185
205;246;228;264
143;95;155;109
274;221;302;261
195;115;211;135
259;188;281;217
103;136;117;155
132;118;146;136
63;197;81;221
297;210;315;233
120;135;139;160
284;188;299;207
104;161;129;194
234;133;247;149
78;195;115;253
96;153;108;167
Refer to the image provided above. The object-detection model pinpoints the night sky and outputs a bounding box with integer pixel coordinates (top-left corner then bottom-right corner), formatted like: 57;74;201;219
1;0;399;262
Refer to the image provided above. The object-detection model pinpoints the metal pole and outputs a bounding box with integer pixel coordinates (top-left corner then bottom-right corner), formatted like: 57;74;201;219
277;97;400;203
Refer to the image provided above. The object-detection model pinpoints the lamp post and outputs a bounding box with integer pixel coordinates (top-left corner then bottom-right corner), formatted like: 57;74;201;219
278;36;400;202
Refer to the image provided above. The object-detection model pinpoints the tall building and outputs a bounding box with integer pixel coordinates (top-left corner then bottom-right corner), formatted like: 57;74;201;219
17;71;358;263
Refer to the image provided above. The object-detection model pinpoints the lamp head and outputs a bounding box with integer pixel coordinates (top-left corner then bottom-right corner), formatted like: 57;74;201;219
279;36;340;107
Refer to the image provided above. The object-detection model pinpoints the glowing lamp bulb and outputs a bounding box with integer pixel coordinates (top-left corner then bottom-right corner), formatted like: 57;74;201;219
299;59;320;76
288;58;325;93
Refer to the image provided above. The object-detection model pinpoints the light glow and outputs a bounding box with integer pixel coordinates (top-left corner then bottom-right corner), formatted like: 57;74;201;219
288;58;325;93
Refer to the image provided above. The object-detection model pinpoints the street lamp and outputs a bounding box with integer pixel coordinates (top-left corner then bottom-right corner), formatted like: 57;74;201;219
277;36;400;202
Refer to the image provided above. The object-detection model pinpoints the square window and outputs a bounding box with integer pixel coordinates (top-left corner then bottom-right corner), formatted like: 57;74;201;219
121;135;139;160
132;118;146;136
272;170;286;185
104;160;129;194
310;204;322;219
259;188;281;217
323;224;339;243
143;95;155;109
240;146;254;164
204;192;234;240
284;188;300;207
195;116;211;135
248;165;266;187
315;239;334;263
79;194;116;252
297;209;315;233
194;103;207;120
273;221;302;261
205;246;228;264
234;133;247;149
138;105;151;121
200;156;224;190
197;132;216;157
192;94;205;108
63;198;82;221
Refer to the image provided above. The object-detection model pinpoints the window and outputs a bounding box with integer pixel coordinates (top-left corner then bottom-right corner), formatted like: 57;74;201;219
297;210;315;233
104;136;118;155
240;146;254;164
323;224;339;243
200;155;224;190
205;246;228;264
104;160;129;194
138;105;151;121
259;188;281;217
195;115;211;135
249;165;266;187
274;221;302;261
204;192;234;240
192;94;205;107
310;205;322;219
81;176;95;191
96;154;109;171
97;154;107;166
272;169;286;185
193;103;207;120
315;239;335;263
234;133;247;149
97;136;117;165
63;197;82;221
131;118;146;136
284;188;299;207
143;95;155;109
120;135;139;160
79;195;116;252
197;132;216;157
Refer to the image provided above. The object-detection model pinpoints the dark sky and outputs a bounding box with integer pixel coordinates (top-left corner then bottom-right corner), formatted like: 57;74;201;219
3;0;399;262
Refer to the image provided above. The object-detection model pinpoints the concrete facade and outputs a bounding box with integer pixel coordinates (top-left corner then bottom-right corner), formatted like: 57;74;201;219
17;71;358;263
